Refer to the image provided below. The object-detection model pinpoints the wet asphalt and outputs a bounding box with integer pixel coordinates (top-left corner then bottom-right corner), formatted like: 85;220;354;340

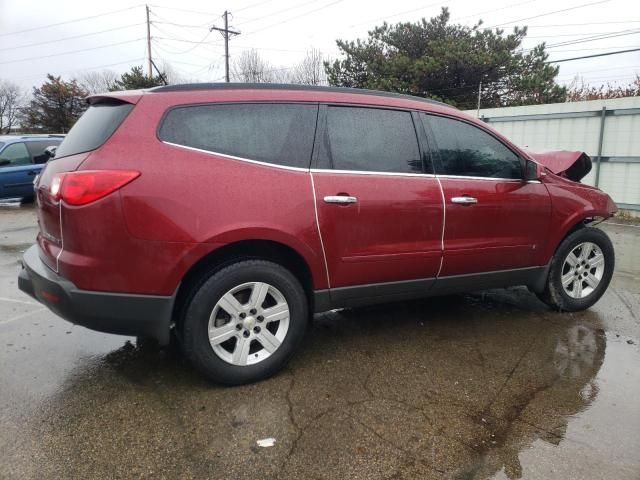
0;203;638;480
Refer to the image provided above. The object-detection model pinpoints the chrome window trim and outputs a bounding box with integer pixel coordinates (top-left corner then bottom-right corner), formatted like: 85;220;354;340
310;168;436;178
310;173;331;289
436;174;523;182
161;141;311;172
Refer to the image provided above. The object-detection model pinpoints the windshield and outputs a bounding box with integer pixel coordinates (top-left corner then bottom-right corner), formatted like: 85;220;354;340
55;102;133;158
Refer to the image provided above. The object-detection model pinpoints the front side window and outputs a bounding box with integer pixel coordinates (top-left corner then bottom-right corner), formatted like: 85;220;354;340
0;142;31;167
158;103;318;169
423;114;522;179
319;106;422;173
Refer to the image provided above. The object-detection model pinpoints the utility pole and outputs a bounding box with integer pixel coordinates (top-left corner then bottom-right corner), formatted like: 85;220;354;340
476;80;482;118
146;5;153;78
211;11;240;82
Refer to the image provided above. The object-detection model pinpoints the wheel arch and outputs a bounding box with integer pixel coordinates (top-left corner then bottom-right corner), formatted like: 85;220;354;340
543;210;609;263
172;239;316;330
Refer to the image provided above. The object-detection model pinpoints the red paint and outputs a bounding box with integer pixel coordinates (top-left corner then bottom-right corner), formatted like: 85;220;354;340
33;87;617;297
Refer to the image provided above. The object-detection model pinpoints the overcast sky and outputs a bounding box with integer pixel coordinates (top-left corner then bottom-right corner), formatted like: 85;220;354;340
1;0;639;92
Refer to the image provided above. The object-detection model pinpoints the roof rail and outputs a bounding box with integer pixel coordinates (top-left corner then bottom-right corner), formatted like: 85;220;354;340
151;83;450;108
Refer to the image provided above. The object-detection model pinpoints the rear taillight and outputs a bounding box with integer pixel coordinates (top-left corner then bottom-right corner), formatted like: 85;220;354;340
50;170;140;206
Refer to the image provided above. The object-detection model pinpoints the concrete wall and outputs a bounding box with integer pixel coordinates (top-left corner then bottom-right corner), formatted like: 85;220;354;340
464;97;640;210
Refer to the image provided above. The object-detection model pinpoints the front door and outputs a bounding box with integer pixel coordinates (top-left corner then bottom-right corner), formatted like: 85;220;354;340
0;142;40;199
421;113;551;277
312;105;444;295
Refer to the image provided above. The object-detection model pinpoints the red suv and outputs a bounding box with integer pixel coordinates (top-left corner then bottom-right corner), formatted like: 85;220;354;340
19;84;617;384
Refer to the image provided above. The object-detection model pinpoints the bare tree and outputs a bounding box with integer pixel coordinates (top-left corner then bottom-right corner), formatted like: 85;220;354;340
231;49;275;83
75;70;118;95
567;75;640;101
159;61;186;85
291;48;326;86
0;79;23;134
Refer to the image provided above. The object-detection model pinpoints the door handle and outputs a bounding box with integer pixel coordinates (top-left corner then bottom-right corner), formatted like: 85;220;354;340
27;170;38;176
451;196;478;205
324;195;358;204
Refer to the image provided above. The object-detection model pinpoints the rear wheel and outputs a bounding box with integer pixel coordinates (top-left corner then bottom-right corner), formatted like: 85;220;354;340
537;227;614;311
181;259;308;385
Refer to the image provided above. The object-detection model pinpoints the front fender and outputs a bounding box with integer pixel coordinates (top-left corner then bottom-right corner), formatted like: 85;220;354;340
542;178;617;261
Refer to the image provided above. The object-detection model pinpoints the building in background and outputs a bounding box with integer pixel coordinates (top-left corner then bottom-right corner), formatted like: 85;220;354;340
467;96;640;215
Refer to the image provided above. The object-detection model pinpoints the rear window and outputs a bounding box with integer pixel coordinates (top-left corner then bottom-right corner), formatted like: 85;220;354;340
55;102;133;158
0;142;5;151
158;103;318;169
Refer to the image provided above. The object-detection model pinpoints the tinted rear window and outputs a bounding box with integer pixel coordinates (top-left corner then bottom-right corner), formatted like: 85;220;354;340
55;102;133;158
158;103;318;168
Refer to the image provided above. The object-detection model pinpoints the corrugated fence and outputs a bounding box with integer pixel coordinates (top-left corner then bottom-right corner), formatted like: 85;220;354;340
465;96;640;211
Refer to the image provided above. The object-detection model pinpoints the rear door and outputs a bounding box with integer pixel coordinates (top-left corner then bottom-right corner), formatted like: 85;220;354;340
422;113;551;277
311;105;444;297
0;142;39;199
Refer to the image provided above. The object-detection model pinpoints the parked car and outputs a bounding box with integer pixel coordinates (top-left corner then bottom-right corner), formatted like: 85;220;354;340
18;84;617;384
0;135;64;201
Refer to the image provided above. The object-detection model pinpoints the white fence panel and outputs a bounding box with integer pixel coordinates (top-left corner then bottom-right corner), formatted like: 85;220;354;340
464;97;640;209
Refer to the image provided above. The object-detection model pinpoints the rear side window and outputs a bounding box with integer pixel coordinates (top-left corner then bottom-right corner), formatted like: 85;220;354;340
26;140;62;164
318;106;422;173
423;114;522;179
158;103;318;169
55;102;133;159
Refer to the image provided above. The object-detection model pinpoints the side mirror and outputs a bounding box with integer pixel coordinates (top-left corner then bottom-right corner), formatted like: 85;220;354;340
525;159;543;181
44;146;57;159
0;159;10;167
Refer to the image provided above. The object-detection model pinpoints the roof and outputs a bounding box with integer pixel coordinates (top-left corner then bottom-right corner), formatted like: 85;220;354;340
150;83;450;108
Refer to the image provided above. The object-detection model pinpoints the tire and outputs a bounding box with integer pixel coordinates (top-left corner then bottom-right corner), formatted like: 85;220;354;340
181;259;308;385
537;227;614;312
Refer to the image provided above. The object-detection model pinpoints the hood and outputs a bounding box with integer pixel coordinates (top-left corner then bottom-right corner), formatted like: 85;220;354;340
526;150;592;182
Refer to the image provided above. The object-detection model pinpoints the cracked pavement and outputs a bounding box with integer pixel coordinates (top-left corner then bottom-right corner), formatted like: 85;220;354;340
1;203;639;479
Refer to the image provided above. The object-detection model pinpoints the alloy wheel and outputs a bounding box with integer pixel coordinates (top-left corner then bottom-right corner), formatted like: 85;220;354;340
208;281;290;366
561;242;605;299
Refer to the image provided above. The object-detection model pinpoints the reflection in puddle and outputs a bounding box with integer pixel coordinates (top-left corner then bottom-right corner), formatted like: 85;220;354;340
11;291;619;480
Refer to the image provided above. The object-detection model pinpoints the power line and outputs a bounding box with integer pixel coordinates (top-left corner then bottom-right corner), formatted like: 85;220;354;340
0;38;146;65
453;0;537;22
235;0;318;26
545;28;640;48
486;0;611;29
0;23;145;52
525;20;640;28
4;57;147;81
151;21;210;30
348;1;451;29
0;5;144;37
148;5;221;17
549;48;640;63
235;0;276;13
243;0;344;37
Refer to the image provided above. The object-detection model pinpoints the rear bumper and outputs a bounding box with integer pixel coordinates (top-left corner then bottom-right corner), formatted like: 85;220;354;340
18;245;174;344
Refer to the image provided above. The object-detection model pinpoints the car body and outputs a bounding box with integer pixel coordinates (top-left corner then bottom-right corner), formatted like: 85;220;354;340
18;84;618;384
0;135;64;200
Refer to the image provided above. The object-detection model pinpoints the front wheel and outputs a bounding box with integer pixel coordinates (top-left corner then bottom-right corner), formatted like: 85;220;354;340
537;227;614;311
181;259;308;385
